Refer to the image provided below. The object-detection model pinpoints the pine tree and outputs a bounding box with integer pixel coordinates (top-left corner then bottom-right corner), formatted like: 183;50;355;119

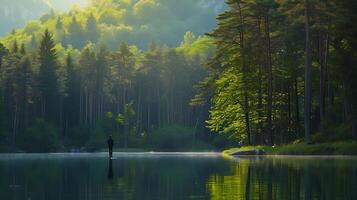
0;43;9;68
30;35;37;50
85;14;100;43
12;40;18;53
64;54;80;133
20;43;26;55
38;29;59;122
304;0;312;144
68;16;85;49
56;17;63;30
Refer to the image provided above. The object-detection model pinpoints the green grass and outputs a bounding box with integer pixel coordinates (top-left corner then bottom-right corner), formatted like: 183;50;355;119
223;141;357;156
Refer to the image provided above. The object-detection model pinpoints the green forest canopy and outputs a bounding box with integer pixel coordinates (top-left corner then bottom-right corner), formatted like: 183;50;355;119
0;0;89;36
0;0;217;152
0;0;357;153
0;0;225;49
192;0;357;146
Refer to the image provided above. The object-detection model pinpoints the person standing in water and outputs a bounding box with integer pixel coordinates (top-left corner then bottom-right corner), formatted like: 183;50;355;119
107;135;114;158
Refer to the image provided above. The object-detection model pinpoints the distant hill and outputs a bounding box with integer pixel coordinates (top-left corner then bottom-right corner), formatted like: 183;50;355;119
0;0;49;35
0;0;226;49
0;0;89;36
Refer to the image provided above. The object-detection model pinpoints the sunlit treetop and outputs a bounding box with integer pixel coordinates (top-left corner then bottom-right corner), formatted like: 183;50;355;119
0;0;224;50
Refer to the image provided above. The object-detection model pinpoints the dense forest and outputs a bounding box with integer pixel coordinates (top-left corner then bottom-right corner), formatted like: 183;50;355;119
0;0;221;152
0;0;89;35
0;0;225;47
192;0;357;146
0;0;356;152
0;30;216;152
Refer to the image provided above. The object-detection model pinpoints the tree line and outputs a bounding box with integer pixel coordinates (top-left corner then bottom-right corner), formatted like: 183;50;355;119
2;0;223;50
0;30;214;152
192;0;357;145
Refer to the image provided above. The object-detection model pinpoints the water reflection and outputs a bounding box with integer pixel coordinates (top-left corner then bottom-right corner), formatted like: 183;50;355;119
207;157;357;200
0;154;356;200
107;158;113;180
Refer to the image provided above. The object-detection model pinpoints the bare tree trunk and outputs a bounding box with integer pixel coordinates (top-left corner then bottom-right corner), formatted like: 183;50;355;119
41;97;46;119
136;87;141;135
258;64;264;144
265;14;274;145
166;95;170;125
59;97;63;136
12;105;18;147
294;77;300;136
79;89;82;124
123;87;127;147
256;16;265;145
319;32;326;131
304;0;312;144
342;78;357;140
157;86;161;128
325;31;332;114
237;1;251;145
85;91;88;125
147;104;151;144
288;84;292;141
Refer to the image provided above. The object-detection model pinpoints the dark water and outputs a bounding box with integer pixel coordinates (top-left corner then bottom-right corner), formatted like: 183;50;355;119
0;153;356;200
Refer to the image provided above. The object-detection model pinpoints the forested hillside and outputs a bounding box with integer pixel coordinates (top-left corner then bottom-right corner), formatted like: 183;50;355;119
0;0;356;153
0;0;220;152
0;0;89;36
0;30;215;152
0;0;225;48
193;0;357;146
0;0;50;35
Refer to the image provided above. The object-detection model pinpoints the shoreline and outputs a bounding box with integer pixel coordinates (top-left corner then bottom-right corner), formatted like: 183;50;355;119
0;148;220;154
223;141;357;156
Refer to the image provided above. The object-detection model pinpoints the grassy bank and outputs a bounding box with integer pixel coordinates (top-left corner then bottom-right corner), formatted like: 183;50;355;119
223;142;357;156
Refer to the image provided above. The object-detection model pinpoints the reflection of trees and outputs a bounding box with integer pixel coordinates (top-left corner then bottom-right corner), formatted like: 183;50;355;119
207;159;251;199
0;157;232;199
106;157;231;199
0;157;356;199
206;157;357;200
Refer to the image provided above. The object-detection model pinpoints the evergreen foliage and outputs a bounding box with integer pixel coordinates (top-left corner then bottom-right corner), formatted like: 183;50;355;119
0;0;356;152
193;0;357;146
0;27;214;152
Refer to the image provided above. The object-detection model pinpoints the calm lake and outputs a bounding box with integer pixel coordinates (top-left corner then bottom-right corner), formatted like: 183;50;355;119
0;153;356;200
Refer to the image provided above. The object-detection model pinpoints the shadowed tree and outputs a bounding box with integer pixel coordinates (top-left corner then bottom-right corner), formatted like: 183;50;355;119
85;13;100;43
38;29;59;123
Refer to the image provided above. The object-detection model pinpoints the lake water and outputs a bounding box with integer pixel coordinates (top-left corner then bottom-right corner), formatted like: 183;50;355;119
0;153;356;200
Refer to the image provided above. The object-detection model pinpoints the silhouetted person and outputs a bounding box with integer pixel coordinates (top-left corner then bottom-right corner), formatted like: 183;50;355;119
107;135;114;158
107;159;113;180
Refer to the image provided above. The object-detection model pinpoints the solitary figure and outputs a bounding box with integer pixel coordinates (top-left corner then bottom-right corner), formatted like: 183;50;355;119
107;135;114;158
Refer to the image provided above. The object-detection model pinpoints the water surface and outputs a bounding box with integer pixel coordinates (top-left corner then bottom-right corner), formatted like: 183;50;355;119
0;153;356;200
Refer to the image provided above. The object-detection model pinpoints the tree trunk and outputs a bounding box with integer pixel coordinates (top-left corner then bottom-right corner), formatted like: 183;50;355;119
319;32;326;130
59;97;63;136
325;31;332;114
342;79;357;141
12;105;18;147
265;15;273;145
256;16;265;145
237;1;251;145
294;77;300;136
123;87;127;147
245;165;252;200
157;85;161;128
258;64;264;144
304;0;312;144
288;84;292;141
